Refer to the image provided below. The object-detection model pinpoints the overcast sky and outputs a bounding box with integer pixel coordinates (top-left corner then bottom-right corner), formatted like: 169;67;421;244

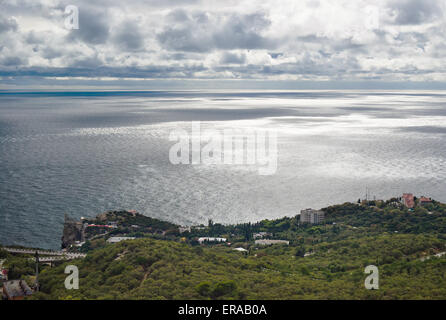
1;0;446;89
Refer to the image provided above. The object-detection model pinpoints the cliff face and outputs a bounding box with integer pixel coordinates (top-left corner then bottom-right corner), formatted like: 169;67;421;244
61;214;84;249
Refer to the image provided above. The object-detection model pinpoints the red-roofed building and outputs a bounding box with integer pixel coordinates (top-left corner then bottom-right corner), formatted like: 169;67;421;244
1;269;8;281
401;193;415;209
128;210;138;216
419;197;432;206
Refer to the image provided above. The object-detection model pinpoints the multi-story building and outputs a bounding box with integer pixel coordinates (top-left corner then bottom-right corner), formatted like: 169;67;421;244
300;208;325;224
197;237;227;244
255;239;289;246
401;193;415;208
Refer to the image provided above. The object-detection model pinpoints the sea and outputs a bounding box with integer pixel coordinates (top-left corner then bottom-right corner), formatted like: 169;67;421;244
0;90;445;249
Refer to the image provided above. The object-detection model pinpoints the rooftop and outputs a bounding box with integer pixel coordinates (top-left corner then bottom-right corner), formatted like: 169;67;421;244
107;236;136;243
198;237;227;243
3;280;33;299
255;239;290;246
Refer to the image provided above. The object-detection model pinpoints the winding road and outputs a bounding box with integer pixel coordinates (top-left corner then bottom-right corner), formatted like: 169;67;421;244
2;247;86;260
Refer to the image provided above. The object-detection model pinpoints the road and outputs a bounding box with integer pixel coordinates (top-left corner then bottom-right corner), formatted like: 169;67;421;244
2;247;86;259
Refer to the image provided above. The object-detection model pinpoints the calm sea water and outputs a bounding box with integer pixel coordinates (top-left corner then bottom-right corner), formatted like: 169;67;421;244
0;90;445;249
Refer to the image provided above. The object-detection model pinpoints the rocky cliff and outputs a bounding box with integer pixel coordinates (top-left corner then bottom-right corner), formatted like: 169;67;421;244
61;214;84;249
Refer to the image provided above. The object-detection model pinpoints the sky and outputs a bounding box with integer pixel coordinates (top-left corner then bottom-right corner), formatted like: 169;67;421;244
1;0;446;89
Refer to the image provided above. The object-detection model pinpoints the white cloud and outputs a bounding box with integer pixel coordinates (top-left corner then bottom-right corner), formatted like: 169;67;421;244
1;0;446;84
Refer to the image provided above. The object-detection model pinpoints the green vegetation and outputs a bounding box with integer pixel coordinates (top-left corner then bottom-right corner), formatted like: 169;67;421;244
0;249;37;288
29;233;446;300
3;198;446;300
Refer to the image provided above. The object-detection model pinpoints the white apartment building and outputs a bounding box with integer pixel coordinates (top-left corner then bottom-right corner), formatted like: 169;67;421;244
198;237;227;244
107;236;136;243
255;239;289;246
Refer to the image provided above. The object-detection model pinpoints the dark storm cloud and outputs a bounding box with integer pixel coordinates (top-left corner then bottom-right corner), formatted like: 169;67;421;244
0;1;48;17
269;53;283;59
41;47;63;60
212;54;362;79
220;52;246;64
145;0;200;6
166;8;191;22
0;64;207;78
67;8;110;44
1;56;27;66
25;31;44;44
389;0;443;25
393;31;430;49
69;55;104;68
112;21;144;51
71;0;200;7
163;53;202;60
156;9;210;51
297;35;367;54
212;13;275;50
157;10;276;52
0;14;18;33
157;27;212;52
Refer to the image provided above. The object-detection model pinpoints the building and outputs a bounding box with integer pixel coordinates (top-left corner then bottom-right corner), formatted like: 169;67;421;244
252;232;271;239
2;280;33;300
197;237;226;244
0;269;7;282
179;226;191;233
0;259;7;282
73;241;85;247
419;197;432;206
401;193;415;208
87;224;115;228
255;239;289;246
300;208;325;224
106;236;136;244
108;221;118;228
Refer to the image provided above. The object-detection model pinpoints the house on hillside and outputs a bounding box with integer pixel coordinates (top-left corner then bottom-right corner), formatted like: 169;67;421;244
179;226;191;233
419;197;432;207
2;280;33;300
128;210;138;216
401;193;415;209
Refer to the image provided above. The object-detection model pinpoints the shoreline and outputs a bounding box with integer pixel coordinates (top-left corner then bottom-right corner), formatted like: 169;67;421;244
1;194;440;252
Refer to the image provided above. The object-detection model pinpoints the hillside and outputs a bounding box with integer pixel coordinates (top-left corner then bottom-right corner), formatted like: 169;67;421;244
2;196;446;300
27;233;446;300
